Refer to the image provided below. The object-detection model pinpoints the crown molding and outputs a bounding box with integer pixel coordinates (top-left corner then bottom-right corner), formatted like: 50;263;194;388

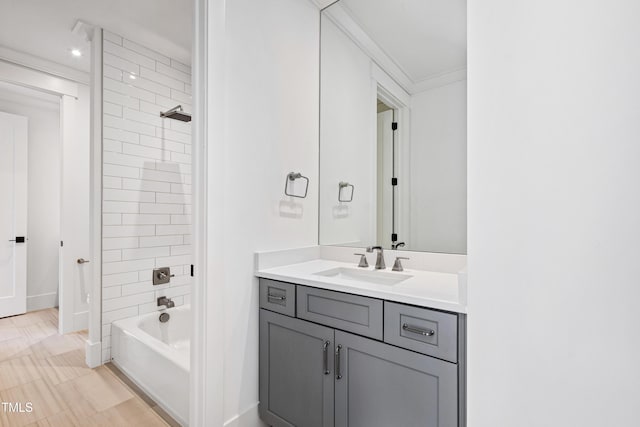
311;0;337;10
323;3;414;93
412;68;467;94
322;3;467;95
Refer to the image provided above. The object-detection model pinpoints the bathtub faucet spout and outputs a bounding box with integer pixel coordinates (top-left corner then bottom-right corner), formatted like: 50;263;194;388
157;296;175;309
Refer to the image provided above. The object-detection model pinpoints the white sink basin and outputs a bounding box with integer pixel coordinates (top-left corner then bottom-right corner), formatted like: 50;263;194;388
313;267;412;286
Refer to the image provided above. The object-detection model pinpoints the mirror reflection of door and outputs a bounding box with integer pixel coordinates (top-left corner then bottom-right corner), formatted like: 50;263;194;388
376;99;394;249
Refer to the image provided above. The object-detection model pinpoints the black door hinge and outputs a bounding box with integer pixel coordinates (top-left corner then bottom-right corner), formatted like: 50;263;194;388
391;122;398;131
60;241;63;247
391;177;398;186
190;264;194;277
391;233;398;242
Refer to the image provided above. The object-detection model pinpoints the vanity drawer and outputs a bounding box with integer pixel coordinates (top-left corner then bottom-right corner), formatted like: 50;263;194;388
259;279;296;317
384;302;458;363
297;286;383;340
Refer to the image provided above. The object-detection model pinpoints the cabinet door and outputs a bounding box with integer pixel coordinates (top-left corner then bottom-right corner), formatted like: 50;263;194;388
260;309;335;427
335;331;457;427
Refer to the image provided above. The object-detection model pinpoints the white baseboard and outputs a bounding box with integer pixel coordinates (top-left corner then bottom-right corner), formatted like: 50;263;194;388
26;292;58;311
74;310;89;331
61;310;89;335
224;403;266;427
85;339;102;368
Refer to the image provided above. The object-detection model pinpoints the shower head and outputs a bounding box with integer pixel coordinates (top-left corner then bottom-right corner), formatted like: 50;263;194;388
160;105;192;122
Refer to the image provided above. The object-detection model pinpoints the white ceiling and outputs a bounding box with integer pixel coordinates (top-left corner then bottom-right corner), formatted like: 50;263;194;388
339;0;466;83
0;0;192;73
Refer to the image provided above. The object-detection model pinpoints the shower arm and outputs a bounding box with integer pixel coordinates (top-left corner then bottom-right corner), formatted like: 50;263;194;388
160;105;183;117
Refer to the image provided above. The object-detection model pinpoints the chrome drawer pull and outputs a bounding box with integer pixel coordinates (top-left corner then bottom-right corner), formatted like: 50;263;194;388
267;294;286;301
335;345;342;380
402;323;435;337
323;341;330;375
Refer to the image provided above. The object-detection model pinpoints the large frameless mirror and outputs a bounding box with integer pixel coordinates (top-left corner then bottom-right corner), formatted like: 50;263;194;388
319;0;467;254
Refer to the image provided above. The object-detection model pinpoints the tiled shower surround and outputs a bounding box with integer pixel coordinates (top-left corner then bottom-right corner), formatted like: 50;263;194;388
101;30;192;362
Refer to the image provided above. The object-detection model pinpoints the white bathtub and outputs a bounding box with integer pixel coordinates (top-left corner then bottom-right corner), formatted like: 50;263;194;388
111;305;190;426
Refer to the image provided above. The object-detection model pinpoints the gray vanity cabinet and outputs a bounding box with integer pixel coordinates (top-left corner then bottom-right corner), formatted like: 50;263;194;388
334;330;458;427
259;279;465;427
259;309;335;427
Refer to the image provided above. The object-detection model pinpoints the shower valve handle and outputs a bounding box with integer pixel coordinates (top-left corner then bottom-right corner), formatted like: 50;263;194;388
158;271;175;280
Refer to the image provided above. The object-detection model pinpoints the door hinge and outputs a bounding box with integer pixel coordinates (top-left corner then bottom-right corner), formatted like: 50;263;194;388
391;122;398;131
60;241;63;247
391;177;398;186
391;233;398;242
190;264;194;277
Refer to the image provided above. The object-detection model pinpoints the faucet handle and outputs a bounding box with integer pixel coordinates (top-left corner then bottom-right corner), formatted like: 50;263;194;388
354;253;369;268
392;257;410;272
392;242;405;250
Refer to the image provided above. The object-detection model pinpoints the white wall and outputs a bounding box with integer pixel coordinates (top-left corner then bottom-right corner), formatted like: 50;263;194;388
410;80;467;254
319;16;376;247
100;31;192;362
468;1;640;426
218;0;319;423
0;83;61;311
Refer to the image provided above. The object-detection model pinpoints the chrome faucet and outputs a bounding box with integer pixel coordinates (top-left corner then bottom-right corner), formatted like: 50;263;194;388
366;246;386;270
157;296;175;309
392;241;405;250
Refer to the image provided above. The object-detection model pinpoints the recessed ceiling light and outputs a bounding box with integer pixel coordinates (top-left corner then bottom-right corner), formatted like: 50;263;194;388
71;49;82;57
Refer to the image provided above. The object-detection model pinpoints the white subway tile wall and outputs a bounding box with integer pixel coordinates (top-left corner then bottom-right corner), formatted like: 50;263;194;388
101;31;192;362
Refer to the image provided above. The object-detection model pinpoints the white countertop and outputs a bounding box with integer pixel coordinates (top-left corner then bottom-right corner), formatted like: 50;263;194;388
256;258;467;313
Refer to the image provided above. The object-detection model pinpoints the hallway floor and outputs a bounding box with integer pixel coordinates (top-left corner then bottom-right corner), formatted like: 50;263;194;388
0;308;176;426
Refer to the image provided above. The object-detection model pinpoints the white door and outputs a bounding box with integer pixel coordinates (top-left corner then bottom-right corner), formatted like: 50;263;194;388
0;111;28;318
59;94;90;333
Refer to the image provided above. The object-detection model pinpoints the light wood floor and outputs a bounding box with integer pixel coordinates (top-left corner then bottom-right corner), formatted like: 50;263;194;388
0;308;178;427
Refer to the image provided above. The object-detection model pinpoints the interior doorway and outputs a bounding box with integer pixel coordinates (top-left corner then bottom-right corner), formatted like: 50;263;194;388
0;73;92;336
376;98;394;249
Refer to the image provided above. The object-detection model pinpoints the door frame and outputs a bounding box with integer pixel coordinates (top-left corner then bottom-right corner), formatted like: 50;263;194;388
85;25;103;369
190;0;225;425
375;107;394;249
374;70;412;249
58;92;92;335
